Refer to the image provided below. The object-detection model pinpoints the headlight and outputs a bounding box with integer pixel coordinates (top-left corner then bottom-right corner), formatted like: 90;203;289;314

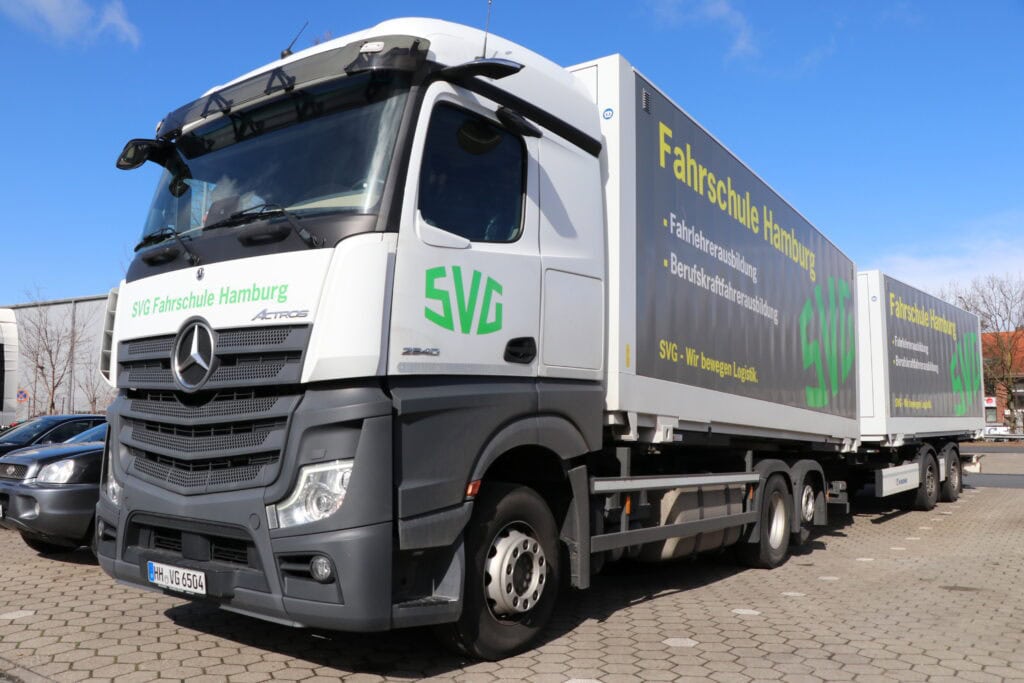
37;459;77;484
274;460;353;528
104;449;122;505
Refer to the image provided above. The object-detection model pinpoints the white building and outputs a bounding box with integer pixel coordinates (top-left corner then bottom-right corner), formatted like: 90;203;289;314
2;294;111;421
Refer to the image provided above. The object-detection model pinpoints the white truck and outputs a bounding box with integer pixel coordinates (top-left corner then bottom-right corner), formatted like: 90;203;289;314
0;309;18;428
96;18;984;659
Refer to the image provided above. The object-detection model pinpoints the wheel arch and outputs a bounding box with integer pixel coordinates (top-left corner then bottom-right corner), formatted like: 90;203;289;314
789;459;827;536
469;416;586;531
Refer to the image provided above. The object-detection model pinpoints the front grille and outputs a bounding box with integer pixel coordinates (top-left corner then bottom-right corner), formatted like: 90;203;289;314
131;419;286;454
117;324;310;392
211;537;250;565
115;324;309;494
0;464;28;481
212;354;302;383
130;390;284;420
218;327;296;347
152;528;182;553
131;518;257;570
127;336;175;357
127;361;172;385
132;450;278;489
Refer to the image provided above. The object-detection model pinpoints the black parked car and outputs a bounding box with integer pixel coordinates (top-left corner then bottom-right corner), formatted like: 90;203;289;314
0;423;107;554
0;415;105;456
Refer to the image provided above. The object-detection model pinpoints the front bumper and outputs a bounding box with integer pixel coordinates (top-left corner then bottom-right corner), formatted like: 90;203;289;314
97;489;395;630
0;480;96;544
96;384;465;632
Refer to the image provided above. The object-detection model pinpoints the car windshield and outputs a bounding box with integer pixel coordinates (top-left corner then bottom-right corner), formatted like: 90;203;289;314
0;418;58;445
139;71;409;242
65;423;107;443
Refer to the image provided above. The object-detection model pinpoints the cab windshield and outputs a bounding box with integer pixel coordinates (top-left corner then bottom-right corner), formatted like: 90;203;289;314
140;71;409;241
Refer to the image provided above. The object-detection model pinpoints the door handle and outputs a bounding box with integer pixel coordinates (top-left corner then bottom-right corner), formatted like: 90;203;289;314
504;337;537;364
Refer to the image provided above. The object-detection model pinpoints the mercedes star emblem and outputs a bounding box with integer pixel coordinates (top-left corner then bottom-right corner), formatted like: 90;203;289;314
172;320;217;391
4;465;13;476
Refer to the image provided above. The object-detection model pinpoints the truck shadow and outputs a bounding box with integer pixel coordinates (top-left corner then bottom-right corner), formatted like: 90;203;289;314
161;496;924;675
162;552;752;676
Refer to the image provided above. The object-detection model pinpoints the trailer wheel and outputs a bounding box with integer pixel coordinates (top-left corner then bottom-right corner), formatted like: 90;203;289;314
939;447;961;503
912;450;940;511
434;482;560;660
796;481;817;545
738;474;791;568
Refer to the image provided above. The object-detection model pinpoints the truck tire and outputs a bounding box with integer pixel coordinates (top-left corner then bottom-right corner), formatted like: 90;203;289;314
795;481;817;546
737;474;791;568
434;482;560;660
939;446;961;503
912;449;940;511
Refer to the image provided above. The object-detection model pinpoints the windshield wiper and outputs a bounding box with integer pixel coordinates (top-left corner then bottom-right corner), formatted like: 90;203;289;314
206;203;323;248
134;227;200;265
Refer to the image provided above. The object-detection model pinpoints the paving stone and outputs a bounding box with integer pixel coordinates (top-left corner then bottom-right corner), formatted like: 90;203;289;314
0;487;1021;680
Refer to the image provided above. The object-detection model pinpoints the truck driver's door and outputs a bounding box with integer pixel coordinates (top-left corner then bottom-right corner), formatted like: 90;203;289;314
389;84;541;378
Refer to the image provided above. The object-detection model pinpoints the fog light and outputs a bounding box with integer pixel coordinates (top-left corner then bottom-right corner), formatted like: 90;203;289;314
309;555;333;583
97;520;106;537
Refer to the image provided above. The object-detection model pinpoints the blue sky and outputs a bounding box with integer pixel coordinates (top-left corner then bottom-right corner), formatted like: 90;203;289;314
0;0;1020;305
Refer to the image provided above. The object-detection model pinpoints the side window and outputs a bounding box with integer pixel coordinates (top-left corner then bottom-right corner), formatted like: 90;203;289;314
42;420;92;444
418;104;525;243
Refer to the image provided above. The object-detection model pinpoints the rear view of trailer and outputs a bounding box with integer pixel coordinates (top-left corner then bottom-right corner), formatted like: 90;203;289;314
575;56;859;445
857;270;984;442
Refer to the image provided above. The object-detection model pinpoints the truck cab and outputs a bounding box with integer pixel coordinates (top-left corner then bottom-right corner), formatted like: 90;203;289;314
98;19;605;659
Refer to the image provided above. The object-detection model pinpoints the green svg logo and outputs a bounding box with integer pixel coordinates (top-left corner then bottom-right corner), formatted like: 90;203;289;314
950;332;981;416
425;266;503;335
800;277;855;408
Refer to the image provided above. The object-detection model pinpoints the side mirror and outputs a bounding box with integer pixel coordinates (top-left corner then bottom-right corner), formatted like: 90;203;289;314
116;138;171;170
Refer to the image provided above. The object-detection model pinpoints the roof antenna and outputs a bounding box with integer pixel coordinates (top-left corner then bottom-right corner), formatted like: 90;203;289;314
481;0;493;58
280;21;309;60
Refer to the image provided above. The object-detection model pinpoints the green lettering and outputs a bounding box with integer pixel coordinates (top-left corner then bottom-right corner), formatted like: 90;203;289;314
800;297;827;408
424;266;454;331
801;277;856;409
452;266;482;335
477;277;503;335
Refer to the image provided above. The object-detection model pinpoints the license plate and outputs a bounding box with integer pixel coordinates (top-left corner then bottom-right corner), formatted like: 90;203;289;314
147;561;206;595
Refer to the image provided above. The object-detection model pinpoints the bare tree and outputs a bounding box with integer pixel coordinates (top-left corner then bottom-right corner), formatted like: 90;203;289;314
941;274;1024;430
17;293;96;416
77;367;116;414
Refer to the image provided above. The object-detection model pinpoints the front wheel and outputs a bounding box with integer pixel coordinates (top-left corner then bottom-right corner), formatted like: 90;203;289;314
434;483;560;660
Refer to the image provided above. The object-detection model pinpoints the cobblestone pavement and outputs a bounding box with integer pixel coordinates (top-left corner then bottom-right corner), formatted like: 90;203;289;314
1;485;1023;682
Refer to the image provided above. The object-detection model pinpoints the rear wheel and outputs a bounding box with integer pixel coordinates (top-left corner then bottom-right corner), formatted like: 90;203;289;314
434;483;560;660
796;480;816;545
21;534;73;555
738;474;791;568
912;449;940;511
940;447;961;503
